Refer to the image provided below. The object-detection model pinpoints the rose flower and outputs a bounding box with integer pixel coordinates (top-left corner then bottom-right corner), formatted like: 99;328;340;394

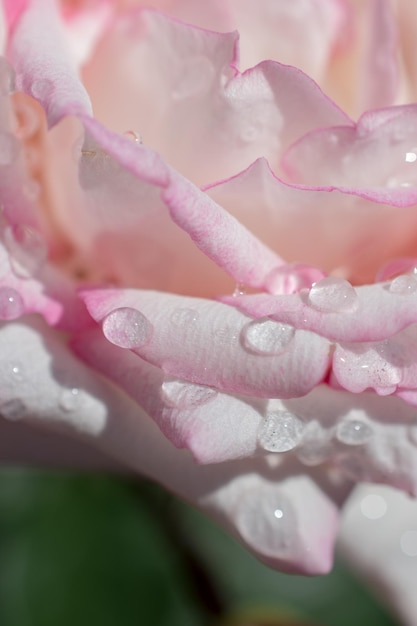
1;0;417;587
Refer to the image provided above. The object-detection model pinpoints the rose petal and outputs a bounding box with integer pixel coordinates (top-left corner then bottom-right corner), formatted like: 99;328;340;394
81;8;351;184
224;280;417;343
80;288;331;398
9;0;92;125
72;327;265;463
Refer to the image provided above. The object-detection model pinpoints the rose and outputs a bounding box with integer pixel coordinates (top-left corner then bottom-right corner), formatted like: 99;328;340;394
2;0;417;589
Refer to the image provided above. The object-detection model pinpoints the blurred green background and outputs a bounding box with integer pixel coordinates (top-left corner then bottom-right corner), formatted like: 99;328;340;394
0;469;400;626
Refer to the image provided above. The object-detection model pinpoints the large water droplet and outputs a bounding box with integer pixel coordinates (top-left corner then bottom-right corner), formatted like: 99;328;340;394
308;277;359;313
102;307;153;348
172;56;215;100
4;224;47;278
59;387;81;412
336;419;373;445
258;410;305;452
161;379;217;409
388;274;417;295
0;132;20;166
169;307;199;326
242;318;295;355
0;58;15;95
0;287;24;320
235;488;298;558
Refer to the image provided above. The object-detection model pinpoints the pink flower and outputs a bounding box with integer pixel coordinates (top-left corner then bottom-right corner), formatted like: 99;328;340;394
2;0;417;585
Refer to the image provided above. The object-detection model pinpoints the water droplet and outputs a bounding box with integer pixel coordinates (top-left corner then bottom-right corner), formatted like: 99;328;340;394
0;132;20;166
242;318;295;355
59;387;80;412
4;224;47;278
123;130;142;143
308;277;359;313
235;488;298;558
400;530;417;556
161;379;217;409
31;78;54;100
360;494;387;519
0;58;15;95
172;56;215;100
388;274;417;295
406;151;417;163
102;307;153;349
169;307;199;326
258;410;305;453
0;287;24;320
265;264;325;295
10;362;24;382
1;398;25;421
336;419;373;445
233;283;246;297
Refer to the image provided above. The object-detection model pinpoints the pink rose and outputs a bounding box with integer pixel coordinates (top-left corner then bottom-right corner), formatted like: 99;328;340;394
2;0;417;591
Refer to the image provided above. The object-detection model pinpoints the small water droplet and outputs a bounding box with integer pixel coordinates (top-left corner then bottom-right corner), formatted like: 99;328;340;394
242;318;295;355
161;379;217;409
31;78;54;100
308;277;359;313
258;410;305;453
336;419;373;445
265;264;325;295
360;494;387;519
405;151;417;163
0;58;15;95
0;132;20;166
400;530;417;556
4;224;47;278
123;130;142;143
172;56;215;100
59;387;80;412
102;307;153;349
233;283;246;297
0;287;24;320
10;362;24;381
235;488;298;558
1;398;25;421
388;274;417;295
169;307;199;326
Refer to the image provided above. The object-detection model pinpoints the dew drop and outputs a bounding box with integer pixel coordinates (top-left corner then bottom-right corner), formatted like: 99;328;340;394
123;130;142;143
4;224;47;278
242;318;295;355
59;387;80;412
360;494;387;520
169;307;199;326
336;419;373;445
400;530;417;557
1;398;25;421
172;56;215;100
388;274;417;295
0;58;15;95
233;283;246;297
265;264;325;295
0;132;20;166
102;307;153;348
235;488;298;558
308;277;359;313
10;362;24;382
161;379;217;409
0;287;24;320
258;410;305;453
31;78;54;100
